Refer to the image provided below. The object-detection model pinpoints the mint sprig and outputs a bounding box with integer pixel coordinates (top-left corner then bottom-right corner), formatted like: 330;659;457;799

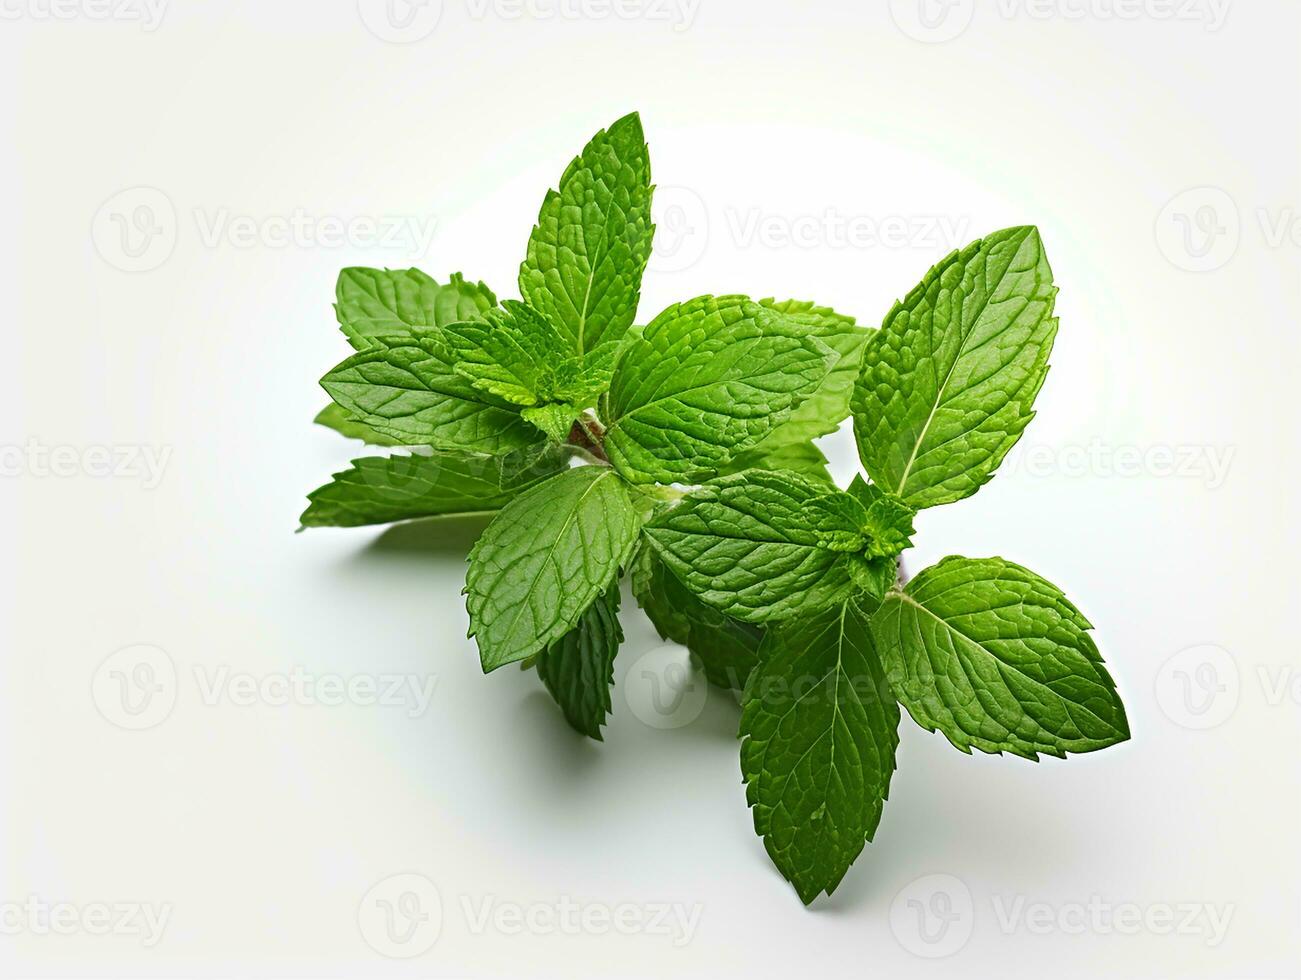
301;113;1129;907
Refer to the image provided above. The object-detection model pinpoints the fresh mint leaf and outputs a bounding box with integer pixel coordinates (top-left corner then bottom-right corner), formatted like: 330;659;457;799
720;439;833;484
846;475;915;558
535;586;623;740
313;403;401;446
747;299;871;454
519;112;653;355
336;268;497;350
643;469;860;623
466;466;639;672
871;556;1130;760
605;296;836;484
852;226;1057;508
740;597;899;905
631;546;763;692
299;445;571;528
320;332;542;453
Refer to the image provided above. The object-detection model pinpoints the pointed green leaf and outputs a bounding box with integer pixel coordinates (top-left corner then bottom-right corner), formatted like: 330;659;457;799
336;268;497;349
605;296;836;484
467;467;640;671
299;446;572;528
313;403;401;446
852;226;1057;508
871;556;1130;760
740;597;900;905
519;112;653;355
535;587;623;740
320;332;541;453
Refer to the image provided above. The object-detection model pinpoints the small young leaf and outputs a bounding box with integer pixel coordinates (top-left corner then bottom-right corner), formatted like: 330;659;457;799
535;586;623;740
631;546;763;692
846;475;915;558
871;556;1130;760
852;226;1058;508
320;332;541;453
740;597;900;905
519;112;654;355
313;403;401;446
643;470;860;624
605;296;836;484
336;268;497;349
466;467;640;671
299;445;572;528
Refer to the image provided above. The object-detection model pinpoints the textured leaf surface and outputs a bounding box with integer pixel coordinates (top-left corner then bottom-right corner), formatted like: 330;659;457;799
519;112;653;355
466;467;639;671
631;547;763;692
535;587;623;739
720;439;833;484
299;446;570;528
313;403;401;446
336;268;496;349
852;226;1058;508
643;470;858;624
748;299;871;453
606;296;836;484
321;332;540;453
871;556;1130;759
740;597;899;905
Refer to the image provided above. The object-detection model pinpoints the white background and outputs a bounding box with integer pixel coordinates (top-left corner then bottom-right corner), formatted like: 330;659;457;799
2;0;1299;976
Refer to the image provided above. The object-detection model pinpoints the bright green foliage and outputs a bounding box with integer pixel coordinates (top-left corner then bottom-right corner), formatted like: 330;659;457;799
740;597;899;905
535;587;624;740
300;114;1127;909
520;112;653;355
605;296;836;484
466;467;639;672
852;226;1057;508
872;556;1129;760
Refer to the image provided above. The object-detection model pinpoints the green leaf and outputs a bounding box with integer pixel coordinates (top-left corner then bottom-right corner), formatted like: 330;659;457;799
852;226;1058;508
846;476;915;558
642;470;859;624
871;556;1130;760
519;112;654;355
605;296;836;484
631;546;763;692
747;299;871;453
313;403;401;446
535;587;623;740
740;597;900;905
720;439;833;484
466;466;640;671
320;332;542;453
336;268;497;349
299;445;571;528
